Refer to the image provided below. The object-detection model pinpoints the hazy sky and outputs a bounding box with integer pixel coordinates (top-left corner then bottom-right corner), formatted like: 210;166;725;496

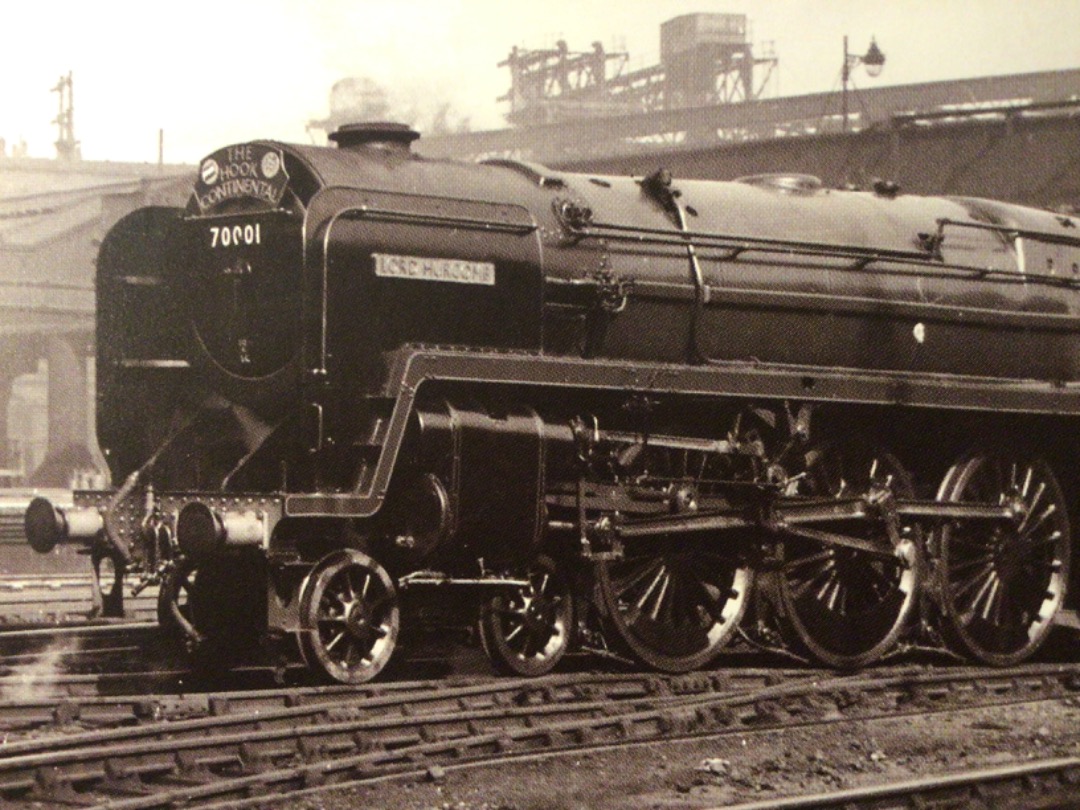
3;0;1079;164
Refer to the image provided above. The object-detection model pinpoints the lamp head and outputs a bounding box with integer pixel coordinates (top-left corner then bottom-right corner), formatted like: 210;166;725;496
863;38;886;78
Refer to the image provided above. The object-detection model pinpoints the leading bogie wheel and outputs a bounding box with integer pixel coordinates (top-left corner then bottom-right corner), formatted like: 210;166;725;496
771;441;921;669
933;453;1069;666
478;555;574;676
298;549;400;684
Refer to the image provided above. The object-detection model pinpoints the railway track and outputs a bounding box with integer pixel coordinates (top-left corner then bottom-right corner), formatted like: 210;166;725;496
0;574;157;627
0;668;794;742
0;661;1077;808
0;622;167;678
725;756;1080;809
0;574;1077;808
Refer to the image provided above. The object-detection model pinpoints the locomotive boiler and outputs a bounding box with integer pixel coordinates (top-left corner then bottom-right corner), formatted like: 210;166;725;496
25;122;1080;682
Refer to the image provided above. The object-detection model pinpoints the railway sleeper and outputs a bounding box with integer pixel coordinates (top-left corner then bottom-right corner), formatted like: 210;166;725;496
99;758;151;797
29;767;86;806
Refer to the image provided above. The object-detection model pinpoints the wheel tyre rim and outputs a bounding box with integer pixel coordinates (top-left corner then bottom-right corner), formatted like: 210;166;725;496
299;550;399;684
596;550;752;673
480;556;573;677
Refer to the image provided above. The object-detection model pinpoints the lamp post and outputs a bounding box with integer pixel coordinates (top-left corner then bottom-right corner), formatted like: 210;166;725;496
841;36;885;133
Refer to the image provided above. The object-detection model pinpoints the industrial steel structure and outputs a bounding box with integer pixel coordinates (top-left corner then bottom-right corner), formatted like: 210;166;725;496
499;14;777;125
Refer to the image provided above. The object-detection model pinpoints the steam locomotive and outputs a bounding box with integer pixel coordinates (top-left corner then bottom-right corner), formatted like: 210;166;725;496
25;123;1080;682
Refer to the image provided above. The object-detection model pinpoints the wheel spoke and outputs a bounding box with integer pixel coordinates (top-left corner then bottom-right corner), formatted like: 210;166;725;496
1018;529;1063;552
635;564;668;611
323;630;347;653
782;550;834;572
360;573;371;600
613;558;664;599
1016;482;1046;531
789;561;834;601
649;570;673;621
979;575;1002;623
1019;503;1056;539
951;563;994;602
949;553;995;574
955;565;995;606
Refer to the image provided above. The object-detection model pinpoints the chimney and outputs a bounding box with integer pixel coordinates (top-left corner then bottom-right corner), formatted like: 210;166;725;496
328;122;420;152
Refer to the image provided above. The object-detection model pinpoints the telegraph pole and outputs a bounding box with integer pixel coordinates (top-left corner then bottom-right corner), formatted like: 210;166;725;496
52;71;80;161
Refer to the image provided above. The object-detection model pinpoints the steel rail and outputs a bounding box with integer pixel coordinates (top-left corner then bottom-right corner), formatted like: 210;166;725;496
721;756;1080;809
0;669;784;757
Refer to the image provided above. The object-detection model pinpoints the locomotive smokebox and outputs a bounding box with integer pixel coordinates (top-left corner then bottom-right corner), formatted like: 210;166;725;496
328;122;419;152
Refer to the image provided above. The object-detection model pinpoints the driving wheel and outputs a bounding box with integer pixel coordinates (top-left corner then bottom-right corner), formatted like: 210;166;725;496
596;540;752;672
771;441;921;669
933;453;1069;666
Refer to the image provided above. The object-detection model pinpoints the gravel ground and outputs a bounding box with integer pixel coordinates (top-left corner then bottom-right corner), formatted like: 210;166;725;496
289;696;1080;810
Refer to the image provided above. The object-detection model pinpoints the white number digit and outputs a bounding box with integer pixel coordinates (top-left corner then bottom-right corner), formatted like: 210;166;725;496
210;222;263;248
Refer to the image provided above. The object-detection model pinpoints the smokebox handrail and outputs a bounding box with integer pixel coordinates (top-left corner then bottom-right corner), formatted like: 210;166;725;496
338;206;538;235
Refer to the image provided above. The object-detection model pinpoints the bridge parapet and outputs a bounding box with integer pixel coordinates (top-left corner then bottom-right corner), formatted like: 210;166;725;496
417;68;1080;165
